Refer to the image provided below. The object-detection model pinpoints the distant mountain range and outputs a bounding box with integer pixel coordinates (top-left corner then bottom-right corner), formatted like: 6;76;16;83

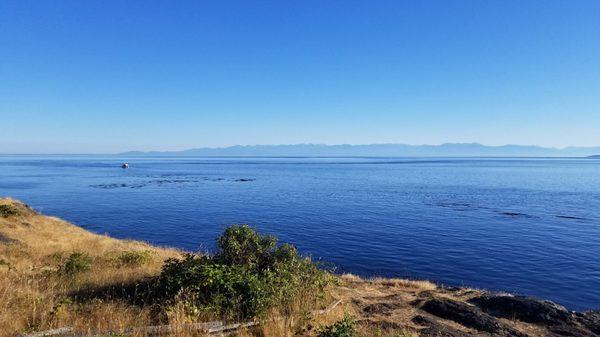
120;143;600;157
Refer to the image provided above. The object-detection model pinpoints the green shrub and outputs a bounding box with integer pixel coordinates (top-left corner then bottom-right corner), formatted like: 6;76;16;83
317;315;357;337
116;250;152;267
156;225;331;320
0;204;20;217
63;252;92;275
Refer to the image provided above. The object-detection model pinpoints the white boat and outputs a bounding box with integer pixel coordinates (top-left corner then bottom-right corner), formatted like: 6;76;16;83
121;163;129;169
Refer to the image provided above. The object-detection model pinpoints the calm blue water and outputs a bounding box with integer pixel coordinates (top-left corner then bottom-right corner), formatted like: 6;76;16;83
1;156;599;310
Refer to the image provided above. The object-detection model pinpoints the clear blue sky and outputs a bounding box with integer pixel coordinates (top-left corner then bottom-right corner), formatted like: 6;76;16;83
1;1;599;153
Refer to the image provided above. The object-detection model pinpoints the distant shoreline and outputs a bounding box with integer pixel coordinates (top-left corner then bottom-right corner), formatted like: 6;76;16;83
119;143;600;158
2;142;600;157
2;153;600;160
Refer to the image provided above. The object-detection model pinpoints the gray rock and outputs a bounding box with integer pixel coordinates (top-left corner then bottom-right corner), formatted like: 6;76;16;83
577;311;600;335
412;315;476;337
469;295;571;325
421;298;529;337
470;295;598;337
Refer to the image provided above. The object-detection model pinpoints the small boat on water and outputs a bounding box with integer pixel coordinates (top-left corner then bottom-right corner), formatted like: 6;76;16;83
121;163;129;169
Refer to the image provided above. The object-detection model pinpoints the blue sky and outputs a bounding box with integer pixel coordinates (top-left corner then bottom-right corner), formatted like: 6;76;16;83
1;1;599;153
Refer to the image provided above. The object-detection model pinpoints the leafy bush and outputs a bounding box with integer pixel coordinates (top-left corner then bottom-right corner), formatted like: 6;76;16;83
0;204;20;217
156;225;331;320
317;315;357;337
116;250;152;267
63;252;92;275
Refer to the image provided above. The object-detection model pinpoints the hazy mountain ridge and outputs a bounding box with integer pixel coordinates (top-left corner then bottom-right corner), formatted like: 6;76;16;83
121;143;600;157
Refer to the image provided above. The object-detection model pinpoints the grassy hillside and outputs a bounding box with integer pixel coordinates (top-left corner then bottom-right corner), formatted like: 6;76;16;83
0;198;181;335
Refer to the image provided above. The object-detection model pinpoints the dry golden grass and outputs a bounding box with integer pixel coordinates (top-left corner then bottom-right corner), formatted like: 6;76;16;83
367;278;437;292
0;198;180;336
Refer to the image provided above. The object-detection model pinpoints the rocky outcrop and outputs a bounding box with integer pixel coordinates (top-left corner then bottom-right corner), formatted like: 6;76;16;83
412;315;474;337
421;298;529;336
577;311;600;334
469;294;599;337
469;295;571;325
341;273;600;336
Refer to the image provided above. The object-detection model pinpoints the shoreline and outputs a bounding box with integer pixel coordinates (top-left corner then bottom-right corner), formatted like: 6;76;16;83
1;198;598;337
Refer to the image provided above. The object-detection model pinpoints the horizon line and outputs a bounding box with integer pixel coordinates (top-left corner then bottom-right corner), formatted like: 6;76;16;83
2;142;600;156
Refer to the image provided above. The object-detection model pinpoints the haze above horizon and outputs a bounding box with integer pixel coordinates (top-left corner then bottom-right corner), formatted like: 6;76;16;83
1;1;599;153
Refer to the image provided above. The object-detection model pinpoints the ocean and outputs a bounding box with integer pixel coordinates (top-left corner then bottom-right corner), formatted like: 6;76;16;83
1;155;599;310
